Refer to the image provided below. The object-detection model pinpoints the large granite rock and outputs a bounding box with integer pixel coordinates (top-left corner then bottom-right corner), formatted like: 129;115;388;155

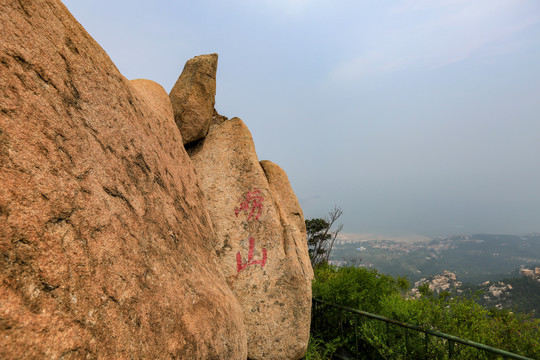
0;1;246;359
260;160;313;289
189;118;313;360
169;54;218;145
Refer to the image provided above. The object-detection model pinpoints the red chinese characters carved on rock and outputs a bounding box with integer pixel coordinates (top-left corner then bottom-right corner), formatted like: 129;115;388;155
236;237;267;273
235;189;267;273
235;189;264;221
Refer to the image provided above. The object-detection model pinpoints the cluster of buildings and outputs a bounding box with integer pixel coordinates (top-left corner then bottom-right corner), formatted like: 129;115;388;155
519;267;540;281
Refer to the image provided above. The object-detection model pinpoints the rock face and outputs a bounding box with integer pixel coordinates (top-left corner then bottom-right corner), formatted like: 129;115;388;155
0;1;246;359
169;54;218;145
1;1;312;359
260;160;312;287
189;119;313;360
410;271;463;299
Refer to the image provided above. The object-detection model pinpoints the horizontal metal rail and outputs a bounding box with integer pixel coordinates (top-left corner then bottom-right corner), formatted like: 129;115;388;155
313;298;533;360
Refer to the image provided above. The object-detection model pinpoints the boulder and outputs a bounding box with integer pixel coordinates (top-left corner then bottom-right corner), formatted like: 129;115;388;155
189;118;313;360
169;54;218;145
0;1;246;359
130;79;175;120
260;160;313;289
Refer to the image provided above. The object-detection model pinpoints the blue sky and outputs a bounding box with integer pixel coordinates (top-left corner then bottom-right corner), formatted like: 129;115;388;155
63;0;540;237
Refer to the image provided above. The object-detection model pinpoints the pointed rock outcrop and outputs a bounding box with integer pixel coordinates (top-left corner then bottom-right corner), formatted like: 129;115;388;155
169;54;218;145
260;160;313;289
189;118;313;360
0;1;246;359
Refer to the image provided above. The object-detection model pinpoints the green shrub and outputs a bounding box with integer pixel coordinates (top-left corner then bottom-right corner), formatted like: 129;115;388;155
313;264;400;313
310;265;540;359
303;336;339;360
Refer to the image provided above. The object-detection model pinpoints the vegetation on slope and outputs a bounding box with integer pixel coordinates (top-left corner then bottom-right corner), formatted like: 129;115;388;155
307;265;540;359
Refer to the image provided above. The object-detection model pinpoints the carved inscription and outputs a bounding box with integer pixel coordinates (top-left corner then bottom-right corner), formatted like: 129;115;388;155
234;189;263;221
235;189;267;273
236;237;267;272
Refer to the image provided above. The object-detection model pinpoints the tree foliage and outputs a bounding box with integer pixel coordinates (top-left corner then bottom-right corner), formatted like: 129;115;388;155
311;265;540;359
306;206;343;268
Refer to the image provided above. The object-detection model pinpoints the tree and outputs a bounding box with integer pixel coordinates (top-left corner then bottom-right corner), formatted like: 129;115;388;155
306;206;343;267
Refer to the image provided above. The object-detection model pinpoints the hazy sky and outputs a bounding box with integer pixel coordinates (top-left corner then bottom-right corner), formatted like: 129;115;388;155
62;0;540;237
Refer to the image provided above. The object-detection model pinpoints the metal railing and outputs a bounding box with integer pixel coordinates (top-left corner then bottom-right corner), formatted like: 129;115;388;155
312;298;533;360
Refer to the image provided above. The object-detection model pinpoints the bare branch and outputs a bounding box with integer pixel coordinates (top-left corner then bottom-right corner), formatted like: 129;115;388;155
306;206;344;267
324;223;343;263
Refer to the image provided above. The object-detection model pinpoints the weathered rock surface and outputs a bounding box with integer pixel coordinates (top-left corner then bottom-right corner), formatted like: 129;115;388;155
189;118;313;360
209;108;229;133
260;160;313;289
0;1;247;359
130;79;175;120
169;54;218;145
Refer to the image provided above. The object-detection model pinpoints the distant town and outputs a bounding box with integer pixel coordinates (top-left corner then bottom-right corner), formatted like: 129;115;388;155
520;267;540;282
329;233;540;316
331;233;540;284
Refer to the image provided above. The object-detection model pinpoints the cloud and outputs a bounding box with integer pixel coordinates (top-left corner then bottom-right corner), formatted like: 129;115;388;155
390;0;471;14
269;0;312;13
329;52;412;80
236;0;317;15
329;0;540;81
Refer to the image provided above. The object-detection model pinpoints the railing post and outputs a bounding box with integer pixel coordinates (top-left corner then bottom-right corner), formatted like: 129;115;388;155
355;315;359;360
386;321;390;347
339;309;343;337
405;329;409;360
449;340;455;358
424;333;429;360
313;299;317;334
311;299;315;334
